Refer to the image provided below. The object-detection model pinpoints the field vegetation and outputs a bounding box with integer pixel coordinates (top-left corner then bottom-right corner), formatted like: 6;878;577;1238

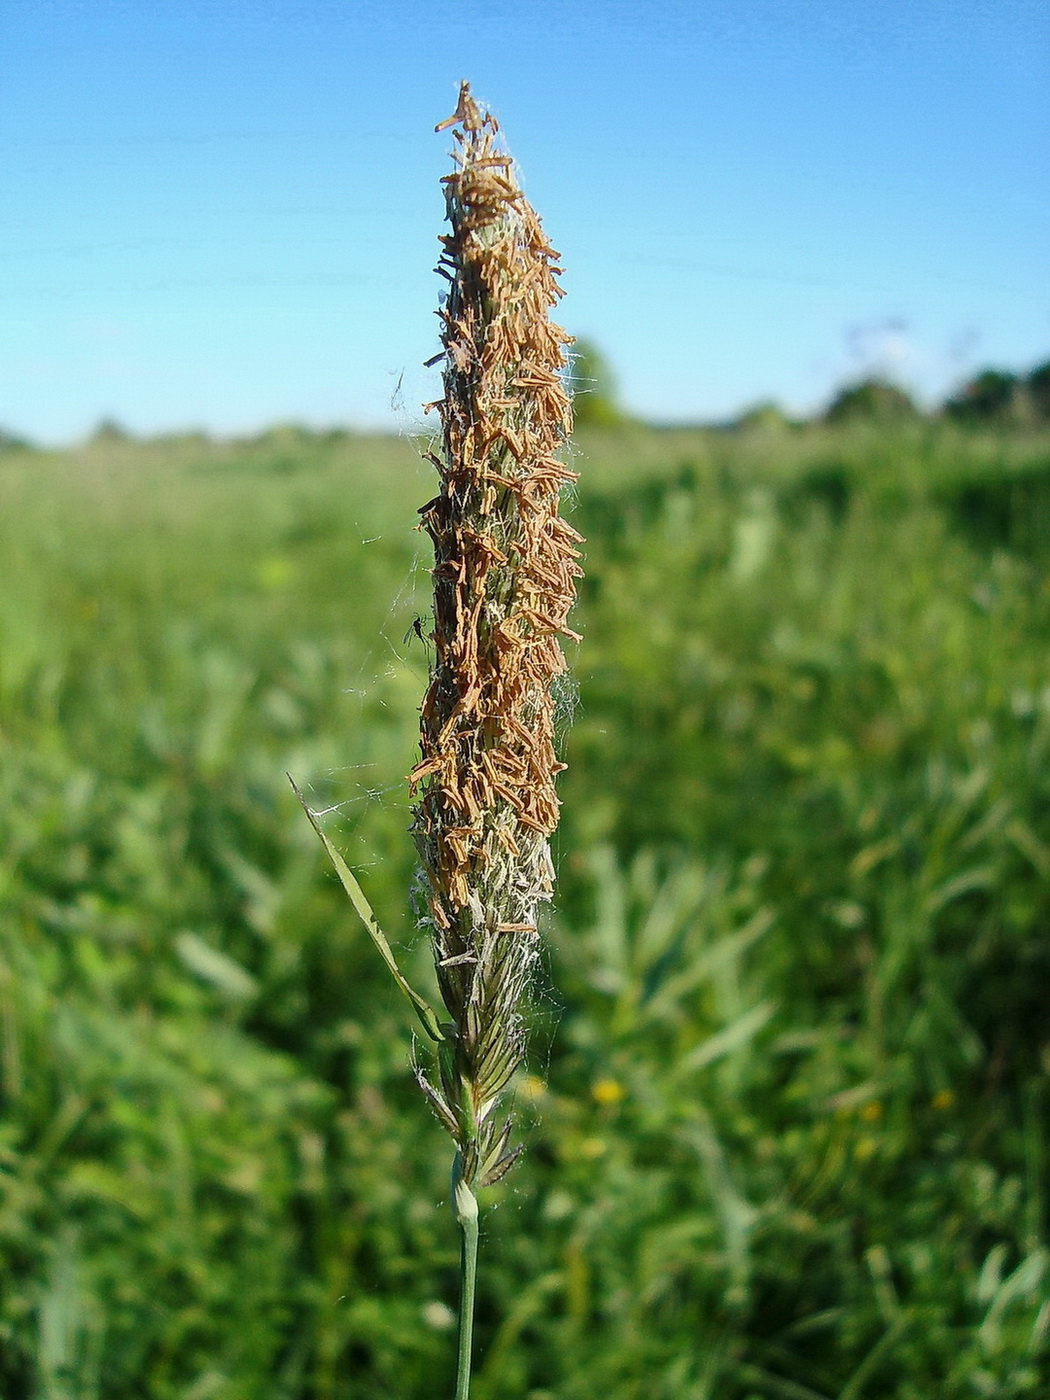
1;411;1048;1397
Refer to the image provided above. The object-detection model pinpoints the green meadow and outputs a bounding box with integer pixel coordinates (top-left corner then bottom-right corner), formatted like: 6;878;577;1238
1;419;1048;1398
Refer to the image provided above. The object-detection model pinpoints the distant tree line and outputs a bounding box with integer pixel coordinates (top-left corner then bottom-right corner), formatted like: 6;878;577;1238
821;360;1050;428
3;351;1049;453
734;361;1050;431
566;343;1050;431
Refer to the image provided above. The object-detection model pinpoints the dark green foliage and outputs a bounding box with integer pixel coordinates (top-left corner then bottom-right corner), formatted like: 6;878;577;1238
941;459;1050;556
945;370;1032;427
940;360;1050;428
1027;362;1050;421
824;379;920;426
1;422;1048;1397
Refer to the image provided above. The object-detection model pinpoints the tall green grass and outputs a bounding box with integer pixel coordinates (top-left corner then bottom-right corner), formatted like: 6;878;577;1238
1;421;1047;1397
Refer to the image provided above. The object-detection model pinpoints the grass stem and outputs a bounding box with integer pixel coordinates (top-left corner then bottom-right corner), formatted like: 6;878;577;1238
453;1163;480;1400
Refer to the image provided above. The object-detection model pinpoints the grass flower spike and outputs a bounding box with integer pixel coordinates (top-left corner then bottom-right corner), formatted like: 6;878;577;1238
411;82;581;1199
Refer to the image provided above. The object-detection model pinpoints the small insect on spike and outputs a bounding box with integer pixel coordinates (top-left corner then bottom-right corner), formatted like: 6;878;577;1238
402;615;430;649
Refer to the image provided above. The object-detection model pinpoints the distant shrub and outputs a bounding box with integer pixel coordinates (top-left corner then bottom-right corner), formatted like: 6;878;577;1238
824;377;921;425
565;340;629;427
88;417;134;445
734;400;792;431
1027;360;1050;420
150;429;213;450
944;368;1032;425
0;427;33;453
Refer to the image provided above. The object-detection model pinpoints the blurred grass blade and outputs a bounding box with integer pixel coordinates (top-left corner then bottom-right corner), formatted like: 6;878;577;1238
677;1001;775;1075
174;931;258;1001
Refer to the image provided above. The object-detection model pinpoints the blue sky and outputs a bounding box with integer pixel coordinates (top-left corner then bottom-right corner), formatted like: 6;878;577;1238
1;0;1047;442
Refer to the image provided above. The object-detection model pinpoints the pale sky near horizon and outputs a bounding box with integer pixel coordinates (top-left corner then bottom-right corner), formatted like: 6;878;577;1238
1;0;1047;444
